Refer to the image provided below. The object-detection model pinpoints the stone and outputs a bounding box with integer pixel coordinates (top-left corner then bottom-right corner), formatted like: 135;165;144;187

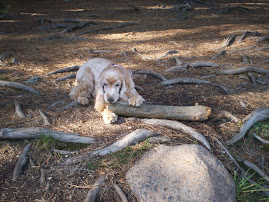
126;144;235;202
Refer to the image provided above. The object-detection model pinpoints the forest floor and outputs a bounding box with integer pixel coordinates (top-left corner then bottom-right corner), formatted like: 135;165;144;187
0;0;269;201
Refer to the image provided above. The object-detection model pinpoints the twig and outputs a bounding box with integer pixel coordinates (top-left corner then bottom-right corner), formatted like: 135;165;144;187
113;183;128;202
78;22;136;35
39;109;50;125
226;108;269;145
156;50;178;60
219;35;236;49
247;72;256;85
237;31;261;43
218;66;269;75
83;175;106;202
13;144;31;181
0;127;96;143
135;70;167;81
14;99;26;118
211;50;226;60
141;118;211;151
253;133;269;144
65;129;153;165
0;80;40;95
45;65;80;76
56;73;76;82
243;159;269;182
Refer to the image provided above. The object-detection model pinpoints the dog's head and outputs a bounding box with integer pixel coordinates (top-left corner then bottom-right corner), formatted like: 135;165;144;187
98;65;129;104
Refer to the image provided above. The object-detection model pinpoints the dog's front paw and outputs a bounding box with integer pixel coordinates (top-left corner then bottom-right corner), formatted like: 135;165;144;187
103;112;118;124
77;96;90;105
128;95;145;107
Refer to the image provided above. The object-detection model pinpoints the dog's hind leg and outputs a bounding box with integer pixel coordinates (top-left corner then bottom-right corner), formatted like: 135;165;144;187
69;68;94;105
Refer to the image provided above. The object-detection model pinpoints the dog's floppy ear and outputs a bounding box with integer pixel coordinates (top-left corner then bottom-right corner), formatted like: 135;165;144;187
119;67;135;98
94;80;106;112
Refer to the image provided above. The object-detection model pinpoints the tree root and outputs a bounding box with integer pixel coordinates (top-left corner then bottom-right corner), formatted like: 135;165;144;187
13;144;31;181
219;66;269;75
0;80;40;95
113;183;128;202
83;175;106;202
14;99;26;118
135;70;167;81
141;118;211;151
226;108;269;145
45;65;80;76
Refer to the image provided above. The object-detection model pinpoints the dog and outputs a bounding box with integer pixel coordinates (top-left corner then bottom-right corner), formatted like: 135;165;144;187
69;58;145;124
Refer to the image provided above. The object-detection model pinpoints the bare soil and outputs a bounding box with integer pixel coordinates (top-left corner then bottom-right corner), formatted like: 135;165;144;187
0;0;268;201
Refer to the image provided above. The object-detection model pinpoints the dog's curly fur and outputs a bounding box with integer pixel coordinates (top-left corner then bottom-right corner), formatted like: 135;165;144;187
69;58;145;124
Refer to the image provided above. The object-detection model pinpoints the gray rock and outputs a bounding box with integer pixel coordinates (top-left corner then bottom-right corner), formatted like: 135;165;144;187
126;144;235;202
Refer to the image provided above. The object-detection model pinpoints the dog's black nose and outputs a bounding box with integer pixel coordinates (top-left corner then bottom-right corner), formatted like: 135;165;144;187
107;98;114;103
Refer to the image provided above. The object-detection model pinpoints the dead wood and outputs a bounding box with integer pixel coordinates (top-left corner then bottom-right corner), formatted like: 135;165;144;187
135;70;167;81
56;73;76;82
39;109;50;125
45;65;80;76
257;35;269;42
190;62;218;68
219;66;269;75
63;100;77;110
219;35;236;48
108;103;212;121
0;127;96;144
160;78;228;92
141;119;211;151
64;129;153;165
243;159;269;182
135;85;144;91
238;31;261;43
78;22;136;35
220;110;239;122
13;144;31;181
248;46;269;53
253;133;269;145
113;183;128;202
48;100;65;110
83;175;106;202
226;108;269;145
214;137;269;197
211;50;226;60
0;80;40;95
131;47;152;61
89;50;112;53
61;21;97;34
14;99;26;118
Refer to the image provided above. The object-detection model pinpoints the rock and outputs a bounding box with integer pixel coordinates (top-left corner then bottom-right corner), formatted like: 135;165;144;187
126;144;235;202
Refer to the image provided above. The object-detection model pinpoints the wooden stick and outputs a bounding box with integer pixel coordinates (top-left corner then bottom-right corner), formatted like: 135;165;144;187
65;129;153;164
165;64;188;72
218;66;269;75
249;46;269;53
219;35;236;48
135;70;167;81
14;99;26;118
113;183;128;202
190;62;218;68
141;118;211;151
83;175;106;202
247;72;256;85
13;144;31;181
45;65;80;76
243;159;269;182
56;73;76;82
0;127;96;143
220;110;239;122
108;103;211;121
226;108;269;145
0;80;40;95
253;133;269;144
39;109;50;125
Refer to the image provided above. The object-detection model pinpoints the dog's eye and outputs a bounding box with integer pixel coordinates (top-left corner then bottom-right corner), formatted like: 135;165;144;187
115;83;120;87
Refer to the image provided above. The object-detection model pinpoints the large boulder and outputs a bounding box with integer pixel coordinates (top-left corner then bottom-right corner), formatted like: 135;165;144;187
126;144;235;202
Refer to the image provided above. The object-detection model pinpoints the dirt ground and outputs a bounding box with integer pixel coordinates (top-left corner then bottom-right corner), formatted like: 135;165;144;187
0;0;269;201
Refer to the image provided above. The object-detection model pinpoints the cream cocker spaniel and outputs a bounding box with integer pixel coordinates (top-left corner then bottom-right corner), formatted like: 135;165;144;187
69;58;145;124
